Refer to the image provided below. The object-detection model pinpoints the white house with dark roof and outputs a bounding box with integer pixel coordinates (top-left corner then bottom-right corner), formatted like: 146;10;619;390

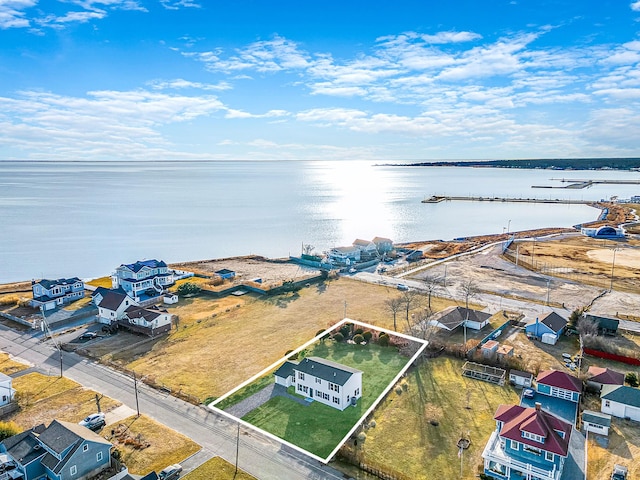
0;372;15;406
327;246;361;266
482;403;573;480
0;419;112;480
94;288;137;324
112;259;174;300
372;236;393;253
582;410;611;436
428;306;491;332
119;305;172;336
352;239;378;258
274;357;362;411
30;278;85;311
601;385;640;422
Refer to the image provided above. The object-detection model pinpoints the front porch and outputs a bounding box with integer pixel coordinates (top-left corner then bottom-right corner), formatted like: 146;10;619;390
483;431;560;480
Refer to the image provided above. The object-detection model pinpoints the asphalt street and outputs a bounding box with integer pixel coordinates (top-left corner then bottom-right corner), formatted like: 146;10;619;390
0;324;348;480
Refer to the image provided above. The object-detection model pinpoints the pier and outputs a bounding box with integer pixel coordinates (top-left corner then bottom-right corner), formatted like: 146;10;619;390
421;195;595;205
532;178;640;189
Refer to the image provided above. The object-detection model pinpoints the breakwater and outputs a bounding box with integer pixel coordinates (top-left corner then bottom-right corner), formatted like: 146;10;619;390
422;195;595;205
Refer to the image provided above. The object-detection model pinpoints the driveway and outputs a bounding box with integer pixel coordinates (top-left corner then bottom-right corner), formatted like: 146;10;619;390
224;384;309;418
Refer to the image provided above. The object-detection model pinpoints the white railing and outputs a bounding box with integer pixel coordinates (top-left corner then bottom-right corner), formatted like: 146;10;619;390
482;431;560;480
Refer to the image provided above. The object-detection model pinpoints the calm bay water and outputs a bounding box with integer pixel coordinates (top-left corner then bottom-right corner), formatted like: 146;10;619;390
1;160;639;283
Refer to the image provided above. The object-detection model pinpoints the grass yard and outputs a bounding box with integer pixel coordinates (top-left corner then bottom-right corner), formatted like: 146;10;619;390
8;373;121;429
0;352;29;375
356;356;520;479
104;415;200;475
113;277;458;401
86;276;113;288
587;418;640;480
181;457;256;480
238;340;412;458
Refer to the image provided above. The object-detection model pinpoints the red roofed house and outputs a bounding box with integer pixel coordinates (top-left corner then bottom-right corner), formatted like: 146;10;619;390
535;370;582;403
586;367;624;392
482;403;573;480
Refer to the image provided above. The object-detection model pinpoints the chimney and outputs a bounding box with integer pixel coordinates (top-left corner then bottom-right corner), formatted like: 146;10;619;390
535;402;541;411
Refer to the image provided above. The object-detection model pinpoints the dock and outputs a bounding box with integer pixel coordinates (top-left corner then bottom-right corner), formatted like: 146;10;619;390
532;178;640;189
421;195;595;205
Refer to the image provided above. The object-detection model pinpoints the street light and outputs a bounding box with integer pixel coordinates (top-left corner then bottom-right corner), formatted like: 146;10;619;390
610;247;619;292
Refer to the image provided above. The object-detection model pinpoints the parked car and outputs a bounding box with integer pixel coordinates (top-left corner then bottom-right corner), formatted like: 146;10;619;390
611;464;628;480
561;353;572;360
397;284;409;291
159;464;183;480
523;388;535;399
79;332;97;340
79;412;106;431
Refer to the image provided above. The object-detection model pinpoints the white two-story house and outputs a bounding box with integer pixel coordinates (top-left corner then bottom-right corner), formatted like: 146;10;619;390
30;278;85;311
274;357;362;411
111;259;174;300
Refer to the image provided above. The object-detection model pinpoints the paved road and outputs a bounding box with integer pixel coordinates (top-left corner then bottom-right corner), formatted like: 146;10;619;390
0;324;347;480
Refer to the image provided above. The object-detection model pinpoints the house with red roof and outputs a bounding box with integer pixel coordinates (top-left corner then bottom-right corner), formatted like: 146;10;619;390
586;366;624;392
482;403;573;480
535;370;582;403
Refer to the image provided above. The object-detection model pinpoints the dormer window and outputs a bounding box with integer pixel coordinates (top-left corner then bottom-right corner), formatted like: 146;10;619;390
522;431;545;443
554;430;565;439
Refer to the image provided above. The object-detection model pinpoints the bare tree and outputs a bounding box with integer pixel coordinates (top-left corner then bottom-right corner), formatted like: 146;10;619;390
400;290;420;330
422;274;441;310
410;306;438;341
577;316;599;337
461;279;478;310
303;244;315;256
385;297;402;331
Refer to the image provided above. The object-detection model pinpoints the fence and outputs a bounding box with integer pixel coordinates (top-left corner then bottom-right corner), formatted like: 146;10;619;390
0;311;34;328
584;348;640;366
0;402;18;418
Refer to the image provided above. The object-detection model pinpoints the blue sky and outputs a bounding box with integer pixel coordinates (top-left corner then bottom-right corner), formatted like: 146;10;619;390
1;1;640;160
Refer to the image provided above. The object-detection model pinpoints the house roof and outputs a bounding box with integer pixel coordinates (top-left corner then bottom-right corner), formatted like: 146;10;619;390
38;420;111;456
35;278;82;289
331;246;359;254
215;269;235;275
430;306;491;331
582;410;611;427
353;239;374;247
372;236;392;243
587;367;625;386
601;385;640;408
497;345;514;355
539;312;568;333
536;370;582;393
3;430;45;466
482;340;499;350
124;305;162;322
0;371;12;383
494;404;572;457
97;289;131;311
274;361;297;379
585;314;619;331
294;357;362;386
120;259;167;273
509;369;533;380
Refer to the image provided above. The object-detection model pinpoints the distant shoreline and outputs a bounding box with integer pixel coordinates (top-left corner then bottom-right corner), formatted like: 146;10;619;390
380;158;640;171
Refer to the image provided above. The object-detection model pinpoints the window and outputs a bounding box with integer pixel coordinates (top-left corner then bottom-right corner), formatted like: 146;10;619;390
298;372;305;381
297;383;302;392
510;440;520;451
604;400;610;408
347;395;350;402
522;431;544;443
315;378;322;384
70;465;77;475
549;386;574;401
302;386;308;394
323;393;329;400
496;421;503;432
545;451;554;462
97;451;103;462
523;444;542;455
83;444;89;452
333;396;340;404
354;387;360;396
329;383;340;393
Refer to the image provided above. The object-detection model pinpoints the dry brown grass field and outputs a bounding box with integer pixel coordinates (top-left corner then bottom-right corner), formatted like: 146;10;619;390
8;373;121;429
104;415;200;475
513;236;640;292
586;419;640;480
87;277;462;401
0;352;29;375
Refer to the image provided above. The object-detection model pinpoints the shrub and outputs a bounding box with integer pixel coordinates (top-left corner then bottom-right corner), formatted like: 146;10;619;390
363;331;373;342
0;421;20;441
333;332;345;342
0;295;19;306
626;372;639;387
354;328;364;335
176;282;201;296
340;324;352;338
378;334;390;347
353;334;364;344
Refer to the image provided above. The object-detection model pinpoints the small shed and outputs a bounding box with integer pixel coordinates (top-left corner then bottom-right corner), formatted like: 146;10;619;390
497;344;514;358
541;332;558;345
582;410;611;436
584;314;619;336
509;370;533;388
215;269;236;280
481;340;499;357
163;293;178;305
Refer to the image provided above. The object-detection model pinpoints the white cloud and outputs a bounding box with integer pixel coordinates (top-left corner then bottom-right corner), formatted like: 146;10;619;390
631;1;640;11
0;0;36;28
0;89;225;159
225;109;289;119
148;78;232;91
160;0;201;9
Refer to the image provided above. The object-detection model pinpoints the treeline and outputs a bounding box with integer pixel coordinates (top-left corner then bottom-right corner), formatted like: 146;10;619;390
395;158;640;170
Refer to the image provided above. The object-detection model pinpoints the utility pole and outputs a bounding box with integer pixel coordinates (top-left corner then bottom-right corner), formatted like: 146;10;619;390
40;307;63;378
609;247;618;292
234;422;240;479
546;280;551;306
133;372;140;417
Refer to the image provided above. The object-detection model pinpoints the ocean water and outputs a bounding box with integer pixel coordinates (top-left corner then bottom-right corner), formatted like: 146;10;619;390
1;160;638;283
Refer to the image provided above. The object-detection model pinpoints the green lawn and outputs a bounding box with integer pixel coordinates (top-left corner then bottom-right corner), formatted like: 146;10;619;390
356;356;521;479
239;340;412;458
